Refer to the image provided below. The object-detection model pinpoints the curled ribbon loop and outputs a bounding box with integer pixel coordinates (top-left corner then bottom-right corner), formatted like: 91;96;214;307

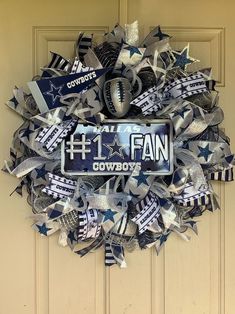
174;148;207;190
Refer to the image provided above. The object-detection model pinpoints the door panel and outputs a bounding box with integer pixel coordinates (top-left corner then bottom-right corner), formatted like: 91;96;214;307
0;1;234;314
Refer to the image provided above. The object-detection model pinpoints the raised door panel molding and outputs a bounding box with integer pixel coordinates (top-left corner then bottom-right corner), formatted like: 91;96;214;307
151;27;225;86
33;26;109;75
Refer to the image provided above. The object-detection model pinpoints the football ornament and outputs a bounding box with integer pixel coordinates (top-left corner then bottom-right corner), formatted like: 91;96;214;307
103;77;132;117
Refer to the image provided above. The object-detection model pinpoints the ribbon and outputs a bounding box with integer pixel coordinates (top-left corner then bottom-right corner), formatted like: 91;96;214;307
131;191;161;234
36;119;77;152
42;173;76;199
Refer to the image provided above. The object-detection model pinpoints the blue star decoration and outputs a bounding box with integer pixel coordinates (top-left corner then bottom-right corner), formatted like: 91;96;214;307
124;45;142;58
172;106;191;119
9;96;18;109
153;26;170;41
133;172;149;186
43;81;64;104
172;45;198;71
103;209;118;223
159;232;170;246
104;135;127;159
197;143;213;162
35;165;47;180
36;223;52;236
94;89;101;102
68;230;77;244
21;126;34;140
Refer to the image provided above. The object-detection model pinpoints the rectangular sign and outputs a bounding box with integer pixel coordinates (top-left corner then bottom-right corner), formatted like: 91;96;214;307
61;119;173;175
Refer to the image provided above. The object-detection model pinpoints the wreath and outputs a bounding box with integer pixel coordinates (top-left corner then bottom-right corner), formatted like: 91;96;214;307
3;21;234;268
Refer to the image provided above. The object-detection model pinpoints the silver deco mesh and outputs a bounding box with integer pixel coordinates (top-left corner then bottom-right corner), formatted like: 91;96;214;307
104;232;138;252
58;210;79;230
80;176;106;190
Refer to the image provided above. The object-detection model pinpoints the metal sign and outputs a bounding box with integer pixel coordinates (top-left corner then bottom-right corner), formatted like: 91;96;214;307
61;119;173;176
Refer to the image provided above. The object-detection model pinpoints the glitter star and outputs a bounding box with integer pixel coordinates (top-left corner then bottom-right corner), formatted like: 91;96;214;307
172;45;198;71
103;209;118;223
68;230;77;244
153;26;170;41
21;126;34;140
132;172;149;186
36;223;52;236
197;143;213;161
35;165;47;180
159;232;170;246
124;46;142;58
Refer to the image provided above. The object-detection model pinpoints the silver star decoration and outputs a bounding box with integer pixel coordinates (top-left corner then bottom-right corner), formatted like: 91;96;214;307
104;135;127;159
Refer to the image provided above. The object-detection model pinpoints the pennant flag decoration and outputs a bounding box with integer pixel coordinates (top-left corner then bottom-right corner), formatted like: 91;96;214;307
28;68;110;112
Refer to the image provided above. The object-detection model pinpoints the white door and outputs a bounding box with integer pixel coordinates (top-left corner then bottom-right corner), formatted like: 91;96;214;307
0;1;234;313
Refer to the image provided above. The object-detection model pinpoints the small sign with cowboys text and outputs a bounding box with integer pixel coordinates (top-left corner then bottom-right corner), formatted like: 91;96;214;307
61;119;173;175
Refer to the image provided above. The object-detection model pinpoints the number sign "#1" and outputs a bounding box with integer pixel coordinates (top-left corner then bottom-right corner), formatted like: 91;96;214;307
61;120;173;175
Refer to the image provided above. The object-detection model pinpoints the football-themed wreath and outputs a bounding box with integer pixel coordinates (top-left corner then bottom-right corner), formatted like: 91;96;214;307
3;21;234;268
